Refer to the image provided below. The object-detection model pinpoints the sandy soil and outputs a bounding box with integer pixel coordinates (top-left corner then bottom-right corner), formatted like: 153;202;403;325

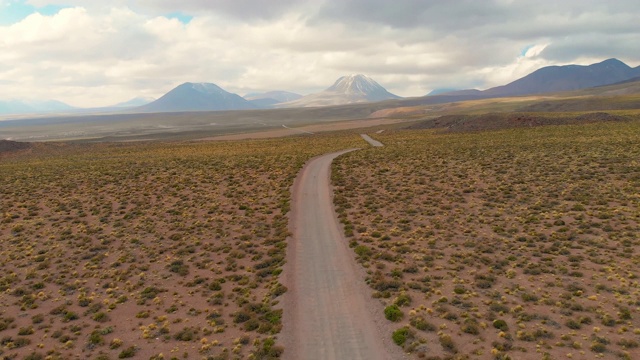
200;118;409;141
281;149;405;360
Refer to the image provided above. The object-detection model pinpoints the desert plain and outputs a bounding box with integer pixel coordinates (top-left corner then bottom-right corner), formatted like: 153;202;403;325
1;105;640;360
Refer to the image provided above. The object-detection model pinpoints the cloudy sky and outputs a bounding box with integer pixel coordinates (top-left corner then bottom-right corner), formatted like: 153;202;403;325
1;0;639;107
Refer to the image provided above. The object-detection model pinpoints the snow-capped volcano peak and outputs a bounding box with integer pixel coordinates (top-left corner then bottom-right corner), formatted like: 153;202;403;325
278;74;400;108
186;82;226;95
327;74;384;96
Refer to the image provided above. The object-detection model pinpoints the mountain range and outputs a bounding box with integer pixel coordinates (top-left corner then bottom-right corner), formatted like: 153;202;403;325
130;74;400;112
244;91;303;108
0;99;75;115
112;97;156;108
0;97;157;116
440;58;640;97
2;58;639;116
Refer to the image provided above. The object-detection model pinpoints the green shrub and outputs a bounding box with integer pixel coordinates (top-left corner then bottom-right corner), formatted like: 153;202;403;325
461;321;480;335
63;311;79;322
493;319;508;331
565;319;581;330
250;337;284;359
601;315;616;326
23;353;44;360
118;346;137;358
271;283;287;298
11;337;31;348
590;342;606;353
619;307;632;320
140;287;162;299
410;316;436;331
168;260;189;276
174;327;197;341
354;245;372;258
31;314;44;324
244;319;260;331
234;311;251;323
394;293;411;307
392;327;410;346
93;312;109;322
89;331;104;345
453;286;466;294
439;333;456;353
384;304;403;322
18;326;34;335
209;281;222;291
617;338;639;349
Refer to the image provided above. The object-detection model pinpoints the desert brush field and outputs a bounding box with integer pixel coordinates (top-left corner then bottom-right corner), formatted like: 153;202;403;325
1;114;640;360
0;134;362;360
332;121;640;359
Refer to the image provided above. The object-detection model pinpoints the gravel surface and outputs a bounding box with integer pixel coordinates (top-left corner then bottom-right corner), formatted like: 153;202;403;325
360;134;384;147
281;149;401;360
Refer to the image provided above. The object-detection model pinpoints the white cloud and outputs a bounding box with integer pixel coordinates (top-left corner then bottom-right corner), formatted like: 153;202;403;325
0;1;639;107
524;44;548;58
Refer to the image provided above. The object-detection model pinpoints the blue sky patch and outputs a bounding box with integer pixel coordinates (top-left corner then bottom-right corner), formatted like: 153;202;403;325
165;12;193;24
520;45;534;57
0;0;67;25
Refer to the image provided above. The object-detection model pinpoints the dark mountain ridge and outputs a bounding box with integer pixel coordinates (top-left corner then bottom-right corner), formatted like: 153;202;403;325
138;82;255;113
440;58;640;98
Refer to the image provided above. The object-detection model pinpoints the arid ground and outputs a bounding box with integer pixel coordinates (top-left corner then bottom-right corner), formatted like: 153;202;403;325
0;134;362;359
1;110;640;360
332;121;640;359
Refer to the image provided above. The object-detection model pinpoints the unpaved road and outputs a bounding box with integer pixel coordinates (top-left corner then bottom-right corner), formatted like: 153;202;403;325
282;147;401;360
360;133;384;147
203;118;408;141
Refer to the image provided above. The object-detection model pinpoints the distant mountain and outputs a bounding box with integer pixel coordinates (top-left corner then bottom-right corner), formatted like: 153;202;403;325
435;89;483;97
484;58;640;96
597;76;640;87
137;82;255;113
247;98;281;109
280;74;401;107
0;99;75;115
427;88;461;96
244;91;302;103
244;91;303;109
112;97;155;108
441;58;640;98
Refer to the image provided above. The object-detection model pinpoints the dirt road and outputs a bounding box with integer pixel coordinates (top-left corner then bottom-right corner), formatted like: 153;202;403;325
282;148;401;360
360;134;384;147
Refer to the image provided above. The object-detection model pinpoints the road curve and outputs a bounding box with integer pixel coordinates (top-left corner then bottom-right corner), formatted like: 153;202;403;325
281;149;396;360
360;134;384;147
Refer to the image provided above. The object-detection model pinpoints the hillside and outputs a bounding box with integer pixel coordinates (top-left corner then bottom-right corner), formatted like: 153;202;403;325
280;74;400;107
138;82;255;113
0;139;31;153
441;58;640;98
407;112;633;133
0;99;75;115
485;58;640;96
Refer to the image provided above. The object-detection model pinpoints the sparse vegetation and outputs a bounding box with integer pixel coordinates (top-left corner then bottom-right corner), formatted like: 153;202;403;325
3;113;640;359
0;134;361;359
333;120;640;358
